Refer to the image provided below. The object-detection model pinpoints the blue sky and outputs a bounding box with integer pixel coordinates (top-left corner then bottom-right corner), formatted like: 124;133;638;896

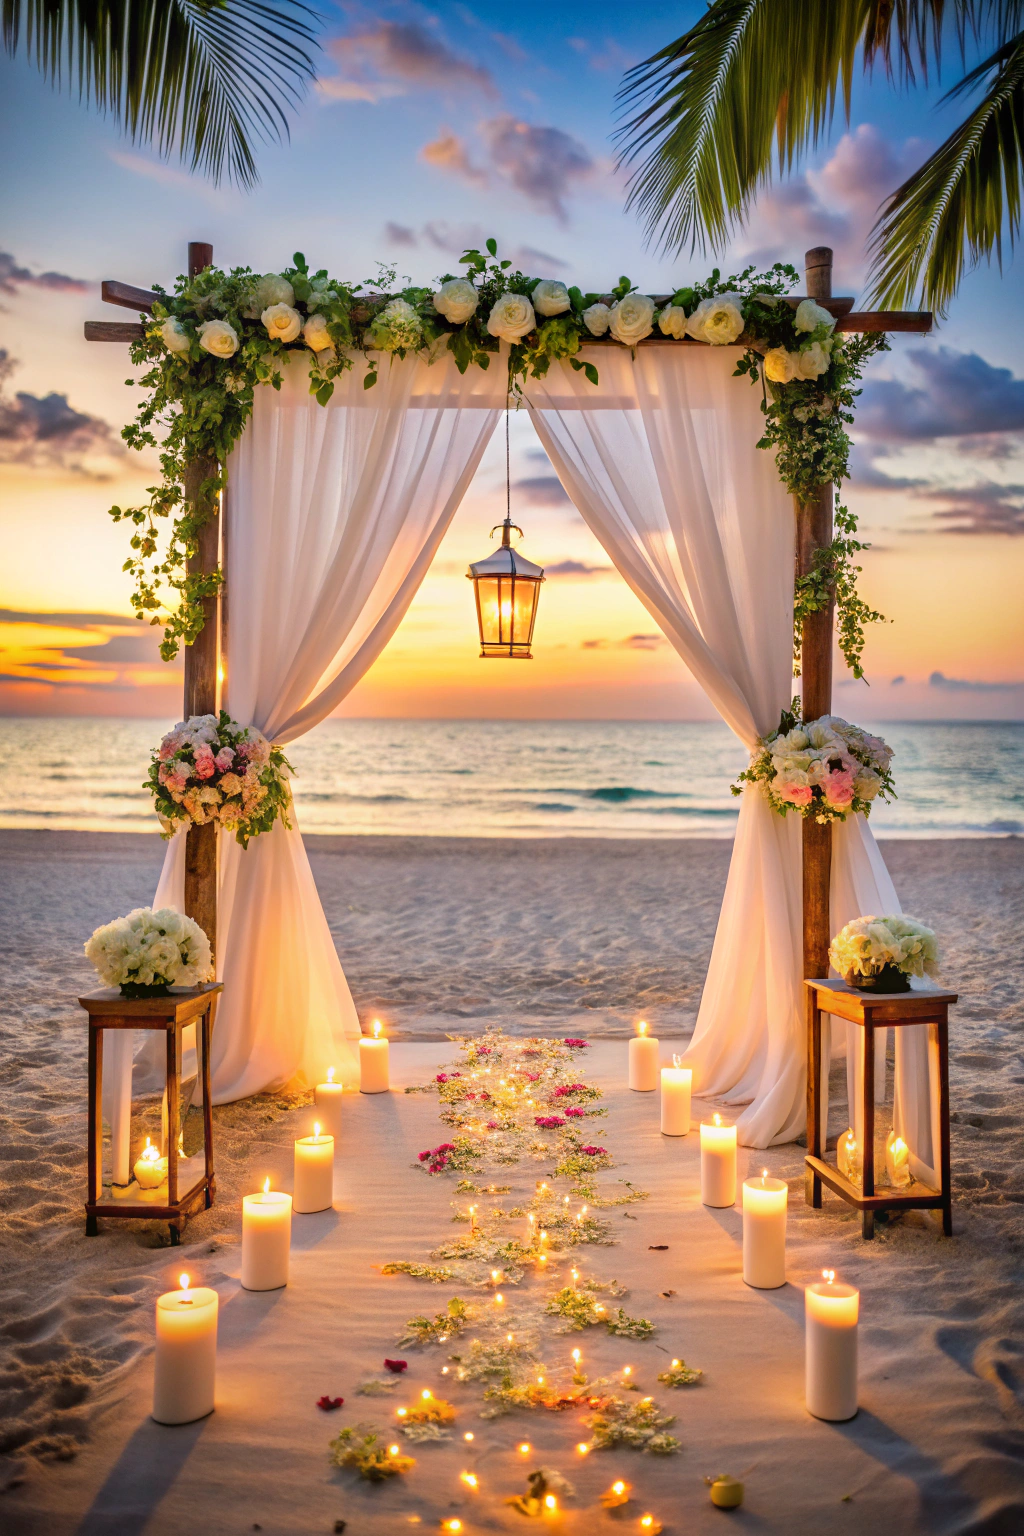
1;1;1022;719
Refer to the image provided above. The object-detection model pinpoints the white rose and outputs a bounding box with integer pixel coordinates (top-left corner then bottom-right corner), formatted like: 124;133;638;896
764;346;798;384
487;292;536;343
262;303;302;344
582;302;611;337
700;293;745;345
532;280;571;317
159;317;191;354
197;320;239;359
608;293;655;346
303;313;332;352
794;340;831;380
794;298;836;334
433;278;479;324
658;304;688;339
853;767;882;800
245;274;295;317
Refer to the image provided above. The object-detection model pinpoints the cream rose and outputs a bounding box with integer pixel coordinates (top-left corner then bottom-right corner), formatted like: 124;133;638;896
532;279;571;317
197;320;239;359
582;302;611;337
487;292;536;343
657;304;688;339
794;341;831;380
303;313;332;352
159;317;191;354
794;298;836;334
245;273;295;317
685;292;743;344
764;346;798;384
433;278;479;324
608;293;655;346
262;303;302;344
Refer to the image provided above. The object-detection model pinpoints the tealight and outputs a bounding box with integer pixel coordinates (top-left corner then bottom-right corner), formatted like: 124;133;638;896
133;1136;168;1191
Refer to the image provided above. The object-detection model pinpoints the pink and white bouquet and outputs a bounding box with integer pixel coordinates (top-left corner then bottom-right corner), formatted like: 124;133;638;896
146;711;293;848
734;707;895;824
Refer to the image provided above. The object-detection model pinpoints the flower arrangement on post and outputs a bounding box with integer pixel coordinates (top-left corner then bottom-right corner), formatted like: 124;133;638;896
733;705;895;824
147;711;292;847
85;907;213;997
829;916;939;993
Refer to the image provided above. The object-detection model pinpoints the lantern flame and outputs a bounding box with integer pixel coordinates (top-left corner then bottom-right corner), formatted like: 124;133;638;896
140;1137;159;1163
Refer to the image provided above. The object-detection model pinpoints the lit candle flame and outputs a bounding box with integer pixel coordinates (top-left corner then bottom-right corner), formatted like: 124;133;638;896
140;1136;159;1163
623;1365;632;1377
518;1442;531;1454
637;1020;648;1037
326;1066;335;1083
576;1441;589;1455
572;1348;581;1363
179;1273;190;1294
762;1167;769;1184
460;1472;479;1489
263;1176;271;1195
544;1495;557;1511
372;1019;382;1039
823;1268;835;1284
314;1121;322;1139
713;1112;722;1127
672;1052;681;1068
421;1389;432;1400
389;1444;400;1456
463;1431;474;1442
613;1480;626;1496
671;1358;680;1369
495;1293;504;1304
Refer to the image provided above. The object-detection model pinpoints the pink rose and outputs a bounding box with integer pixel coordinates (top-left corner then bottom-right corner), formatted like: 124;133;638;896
214;747;235;772
778;781;813;807
194;745;216;780
823;769;855;808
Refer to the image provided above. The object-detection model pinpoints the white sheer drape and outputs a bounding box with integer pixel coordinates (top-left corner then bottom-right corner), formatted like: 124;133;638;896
525;346;912;1149
153;354;503;1101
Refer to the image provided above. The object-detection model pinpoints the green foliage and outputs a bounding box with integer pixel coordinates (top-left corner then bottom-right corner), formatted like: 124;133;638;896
545;1279;629;1331
398;1296;469;1348
793;503;886;680
584;1394;681;1454
604;1307;656;1340
1;0;320;189
380;1261;454;1284
327;1424;414;1481
658;1359;704;1387
615;0;1023;313
144;707;292;846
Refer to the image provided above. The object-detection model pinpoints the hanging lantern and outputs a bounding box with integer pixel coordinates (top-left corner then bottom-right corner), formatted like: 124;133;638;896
467;409;545;659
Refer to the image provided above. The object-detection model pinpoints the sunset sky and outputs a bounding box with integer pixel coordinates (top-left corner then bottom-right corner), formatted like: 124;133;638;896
2;0;1022;723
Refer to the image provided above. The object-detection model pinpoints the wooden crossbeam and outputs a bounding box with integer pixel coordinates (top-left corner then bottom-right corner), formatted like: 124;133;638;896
84;320;146;342
101;279;158;313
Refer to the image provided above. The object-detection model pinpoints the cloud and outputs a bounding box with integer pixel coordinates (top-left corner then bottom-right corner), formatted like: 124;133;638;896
929;671;1024;693
891;675;905;686
620;633;667;650
385;221;568;272
0;251;89;296
856;349;1024;444
322;18;494;104
59;635;164;664
514;475;570;505
384;221;418;247
927;481;1024;536
421;115;594;220
545;559;613;576
567;36;635;72
0;352;121;475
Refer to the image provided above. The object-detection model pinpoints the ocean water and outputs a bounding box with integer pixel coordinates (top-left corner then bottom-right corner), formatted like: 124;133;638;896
0;717;1021;839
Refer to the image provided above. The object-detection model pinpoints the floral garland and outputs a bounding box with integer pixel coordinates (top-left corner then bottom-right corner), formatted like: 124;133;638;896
146;710;292;847
733;705;895;824
113;244;885;670
331;1031;700;1490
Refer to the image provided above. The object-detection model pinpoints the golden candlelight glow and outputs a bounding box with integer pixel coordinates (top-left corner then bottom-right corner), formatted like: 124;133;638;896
463;1431;474;1441
823;1268;835;1284
139;1137;159;1163
372;1019;383;1038
441;1366;449;1374
442;1522;462;1535
327;1066;335;1083
613;1481;626;1496
397;1407;408;1417
421;1388;432;1400
571;1348;581;1363
637;1020;648;1037
671;1358;680;1369
507;1332;514;1343
538;1254;547;1265
544;1494;557;1511
536;1374;545;1385
713;1112;722;1127
460;1472;479;1489
263;1176;271;1195
313;1121;322;1139
178;1273;190;1294
491;1269;500;1282
576;1441;589;1455
518;1442;531;1454
389;1444;400;1457
623;1365;632;1378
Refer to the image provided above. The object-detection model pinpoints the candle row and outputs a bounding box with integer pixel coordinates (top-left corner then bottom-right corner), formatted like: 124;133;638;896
633;1027;859;1423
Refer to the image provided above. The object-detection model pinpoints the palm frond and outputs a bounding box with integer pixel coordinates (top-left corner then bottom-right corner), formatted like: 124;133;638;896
614;0;964;257
2;0;320;188
866;28;1024;313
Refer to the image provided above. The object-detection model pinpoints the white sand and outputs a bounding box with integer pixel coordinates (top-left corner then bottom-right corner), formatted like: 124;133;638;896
1;831;1023;1533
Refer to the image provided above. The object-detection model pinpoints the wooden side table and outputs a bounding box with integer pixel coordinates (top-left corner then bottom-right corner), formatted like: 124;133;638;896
804;977;956;1239
79;984;222;1244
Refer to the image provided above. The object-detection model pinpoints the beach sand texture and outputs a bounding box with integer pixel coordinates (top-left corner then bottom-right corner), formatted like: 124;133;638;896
0;830;1022;1532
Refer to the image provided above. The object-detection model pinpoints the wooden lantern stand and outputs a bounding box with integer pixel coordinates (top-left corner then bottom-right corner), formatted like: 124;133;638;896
805;977;956;1239
81;983;222;1244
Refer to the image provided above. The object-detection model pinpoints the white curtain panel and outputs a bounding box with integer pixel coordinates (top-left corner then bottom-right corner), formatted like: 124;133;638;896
152;353;504;1101
525;345;918;1151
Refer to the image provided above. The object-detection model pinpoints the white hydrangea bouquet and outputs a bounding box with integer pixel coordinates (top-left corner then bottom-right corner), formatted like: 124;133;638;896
733;705;895;824
829;915;939;993
85;907;213;997
146;711;292;848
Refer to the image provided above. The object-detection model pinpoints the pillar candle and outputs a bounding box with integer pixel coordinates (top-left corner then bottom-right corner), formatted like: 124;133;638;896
805;1271;859;1421
293;1124;334;1213
152;1274;218;1425
241;1179;292;1290
314;1066;345;1141
700;1114;737;1207
359;1021;389;1094
628;1021;659;1092
660;1057;691;1135
742;1172;788;1288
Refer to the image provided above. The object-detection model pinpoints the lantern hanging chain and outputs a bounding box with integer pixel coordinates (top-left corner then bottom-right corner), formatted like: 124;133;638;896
495;406;523;549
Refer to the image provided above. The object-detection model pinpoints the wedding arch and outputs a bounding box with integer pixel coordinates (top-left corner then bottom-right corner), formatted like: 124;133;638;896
86;240;934;1166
